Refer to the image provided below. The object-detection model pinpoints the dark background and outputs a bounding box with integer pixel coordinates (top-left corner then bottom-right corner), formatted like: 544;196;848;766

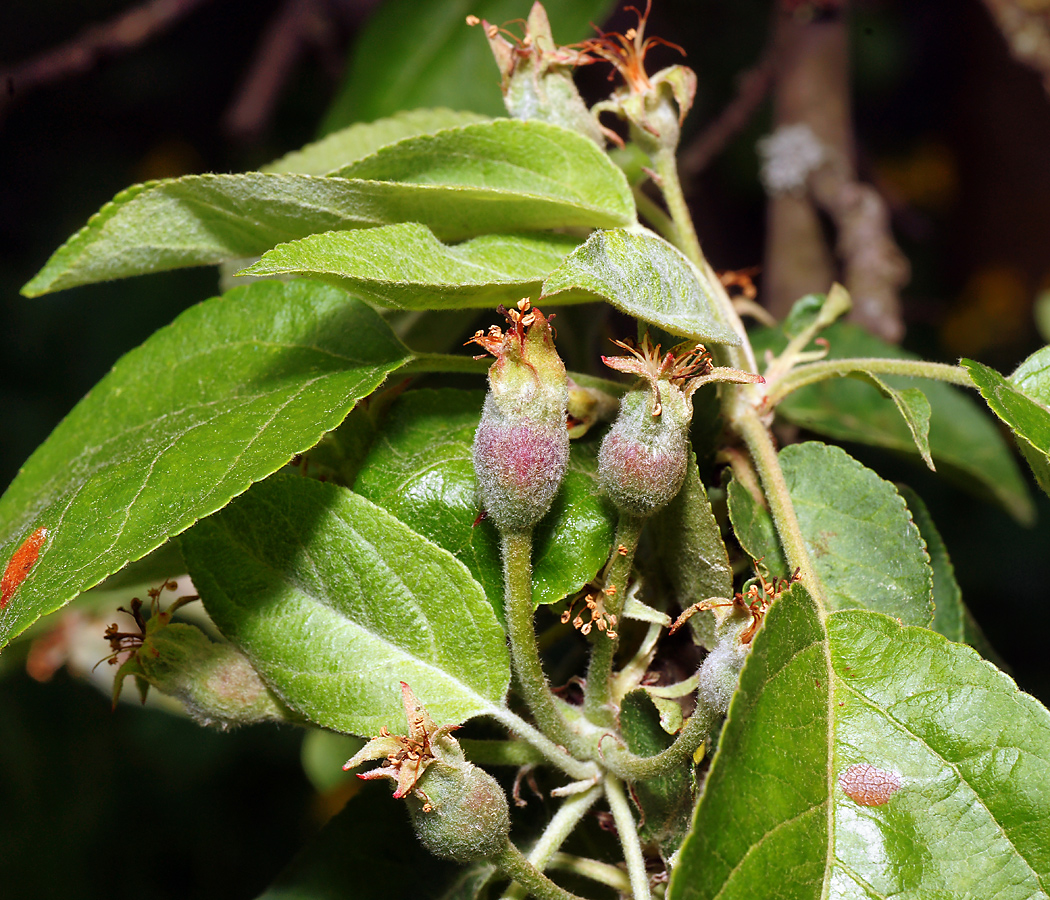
2;1;1049;897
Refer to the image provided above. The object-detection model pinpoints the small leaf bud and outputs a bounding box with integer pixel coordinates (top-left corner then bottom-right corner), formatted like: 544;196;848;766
472;2;606;146
469;301;570;532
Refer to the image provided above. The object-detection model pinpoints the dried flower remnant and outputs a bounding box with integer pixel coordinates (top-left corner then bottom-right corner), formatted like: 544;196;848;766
671;564;801;644
1;526;48;609
468;2;604;144
584;1;696;150
345;682;510;863
561;584;619;639
839;763;902;807
344;681;461;807
580;1;684;96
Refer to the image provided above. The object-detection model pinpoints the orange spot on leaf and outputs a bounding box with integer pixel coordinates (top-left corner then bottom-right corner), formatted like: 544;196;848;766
839;763;901;807
1;527;48;609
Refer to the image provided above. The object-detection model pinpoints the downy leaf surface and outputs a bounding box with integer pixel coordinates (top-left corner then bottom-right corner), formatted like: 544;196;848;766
25;121;633;296
329;119;634;223
353;389;615;623
264;108;489;175
542;229;741;345
727;442;934;626
651;450;733;649
0;280;409;648
241;224;581;309
670;586;1050;900
181;473;510;734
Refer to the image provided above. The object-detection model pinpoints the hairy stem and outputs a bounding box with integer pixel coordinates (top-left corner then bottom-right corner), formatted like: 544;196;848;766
487;707;597;782
583;514;645;726
501;785;604;900
548;853;632;893
734;407;827;610
602;694;714;783
492;840;588;900
633;186;680;246
604;774;652;900
502;530;588;758
767;357;975;405
460;738;548;768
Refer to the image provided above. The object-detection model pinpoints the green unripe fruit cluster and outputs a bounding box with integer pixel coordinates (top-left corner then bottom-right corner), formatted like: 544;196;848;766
598;385;691;517
406;761;510;863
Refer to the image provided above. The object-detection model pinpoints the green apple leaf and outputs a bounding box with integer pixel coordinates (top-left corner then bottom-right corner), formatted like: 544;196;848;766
620;689;695;860
670;586;1050;900
726;477;789;580
320;0;616;129
264;108;489;175
542;229;741;345
240;224;581;309
353;389;615;624
964;358;1050;501
0;280;409;649
754;323;1034;524
1011;345;1050;405
850;372;934;470
651;450;733;648
25;121;633;297
727;442;934;626
328;119;634;224
181;473;510;734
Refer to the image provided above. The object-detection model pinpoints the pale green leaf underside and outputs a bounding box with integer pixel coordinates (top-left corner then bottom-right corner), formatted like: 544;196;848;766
670;587;1050;900
331;120;634;224
1011;345;1050;407
542;228;741;345
241;224;582;310
964;358;1050;501
181;474;510;735
353;389;614;623
24;120;633;297
263;108;489;175
729;442;934;626
0;280;410;648
755;324;1034;524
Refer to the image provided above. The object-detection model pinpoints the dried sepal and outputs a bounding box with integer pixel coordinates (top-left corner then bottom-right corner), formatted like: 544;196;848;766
344;682;461;806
